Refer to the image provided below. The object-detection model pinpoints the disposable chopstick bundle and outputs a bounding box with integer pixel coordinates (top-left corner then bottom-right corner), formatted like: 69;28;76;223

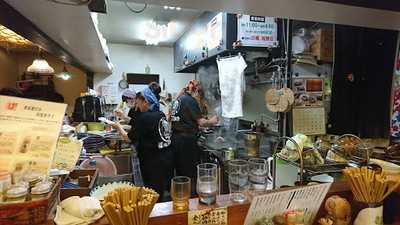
343;166;400;204
101;186;159;225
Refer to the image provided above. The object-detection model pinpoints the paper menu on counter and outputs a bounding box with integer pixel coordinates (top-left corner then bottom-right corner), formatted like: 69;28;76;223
52;137;82;171
244;183;331;225
0;95;66;175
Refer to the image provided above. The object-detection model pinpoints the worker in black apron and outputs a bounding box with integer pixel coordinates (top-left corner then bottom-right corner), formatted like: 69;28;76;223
171;80;218;195
113;92;173;201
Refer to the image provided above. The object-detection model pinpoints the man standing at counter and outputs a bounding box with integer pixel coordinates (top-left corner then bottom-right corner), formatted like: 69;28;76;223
171;80;219;195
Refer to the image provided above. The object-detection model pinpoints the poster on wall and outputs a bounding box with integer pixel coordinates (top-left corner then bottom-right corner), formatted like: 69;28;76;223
237;14;278;48
207;12;223;50
292;78;324;107
0;96;66;175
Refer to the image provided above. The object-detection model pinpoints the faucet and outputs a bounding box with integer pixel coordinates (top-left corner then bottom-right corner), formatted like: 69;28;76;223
272;136;304;189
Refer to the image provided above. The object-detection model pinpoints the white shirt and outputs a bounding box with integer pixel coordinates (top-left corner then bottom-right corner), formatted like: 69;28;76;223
216;55;247;118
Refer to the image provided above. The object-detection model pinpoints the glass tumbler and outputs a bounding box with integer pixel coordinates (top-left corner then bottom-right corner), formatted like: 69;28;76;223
248;158;268;191
196;163;218;205
228;159;249;203
171;176;191;211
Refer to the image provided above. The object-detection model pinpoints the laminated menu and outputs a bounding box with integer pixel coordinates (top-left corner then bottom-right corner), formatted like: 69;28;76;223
52;137;82;171
244;183;331;225
0;95;66;175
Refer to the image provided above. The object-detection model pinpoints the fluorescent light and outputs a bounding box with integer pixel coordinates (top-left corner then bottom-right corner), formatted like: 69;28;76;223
168;6;175;10
163;5;168;10
27;58;55;74
176;7;181;11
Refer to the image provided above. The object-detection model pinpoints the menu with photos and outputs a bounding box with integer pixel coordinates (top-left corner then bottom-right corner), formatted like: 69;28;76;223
244;183;331;225
0;95;66;175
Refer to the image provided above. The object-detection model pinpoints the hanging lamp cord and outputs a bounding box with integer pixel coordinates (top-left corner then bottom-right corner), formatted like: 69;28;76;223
125;1;147;13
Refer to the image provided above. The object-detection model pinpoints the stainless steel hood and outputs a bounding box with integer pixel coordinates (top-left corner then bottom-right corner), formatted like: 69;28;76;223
4;0;113;74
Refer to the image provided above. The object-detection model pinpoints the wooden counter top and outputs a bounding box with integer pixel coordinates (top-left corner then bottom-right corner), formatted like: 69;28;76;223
46;181;354;225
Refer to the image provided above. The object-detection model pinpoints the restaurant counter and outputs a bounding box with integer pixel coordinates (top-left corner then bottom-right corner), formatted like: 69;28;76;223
45;181;374;225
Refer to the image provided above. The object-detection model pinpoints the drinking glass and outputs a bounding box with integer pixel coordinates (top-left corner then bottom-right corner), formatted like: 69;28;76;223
228;159;249;203
196;163;218;205
248;158;268;191
171;176;191;211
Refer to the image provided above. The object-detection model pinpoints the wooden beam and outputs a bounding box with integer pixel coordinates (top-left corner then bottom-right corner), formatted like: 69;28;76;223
0;0;90;73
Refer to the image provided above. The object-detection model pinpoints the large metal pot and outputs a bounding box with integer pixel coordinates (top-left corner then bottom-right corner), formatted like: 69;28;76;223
244;132;261;157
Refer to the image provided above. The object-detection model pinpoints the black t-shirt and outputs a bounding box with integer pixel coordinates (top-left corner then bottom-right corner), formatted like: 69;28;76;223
171;92;202;133
127;108;141;143
128;111;169;153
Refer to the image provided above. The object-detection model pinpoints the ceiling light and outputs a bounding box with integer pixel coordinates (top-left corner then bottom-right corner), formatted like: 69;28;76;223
27;58;55;74
176;7;181;11
168;6;175;10
141;20;174;45
164;5;168;10
56;64;72;80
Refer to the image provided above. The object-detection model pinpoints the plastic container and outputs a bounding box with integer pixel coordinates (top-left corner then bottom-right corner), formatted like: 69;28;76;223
86;122;105;131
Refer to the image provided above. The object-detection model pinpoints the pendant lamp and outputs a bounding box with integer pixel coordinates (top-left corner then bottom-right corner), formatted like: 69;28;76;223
26;48;54;74
56;64;72;80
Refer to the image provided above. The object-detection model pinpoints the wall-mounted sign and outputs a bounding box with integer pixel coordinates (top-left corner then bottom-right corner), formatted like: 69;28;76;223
207;12;223;50
237;15;278;48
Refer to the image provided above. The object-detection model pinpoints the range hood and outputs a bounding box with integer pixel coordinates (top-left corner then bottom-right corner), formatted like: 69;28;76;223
4;0;113;74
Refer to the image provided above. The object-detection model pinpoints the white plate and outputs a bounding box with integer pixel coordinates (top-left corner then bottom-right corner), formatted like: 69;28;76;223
310;174;334;183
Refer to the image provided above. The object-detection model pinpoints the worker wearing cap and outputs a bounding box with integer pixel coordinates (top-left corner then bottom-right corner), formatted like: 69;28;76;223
171;80;219;195
115;89;136;124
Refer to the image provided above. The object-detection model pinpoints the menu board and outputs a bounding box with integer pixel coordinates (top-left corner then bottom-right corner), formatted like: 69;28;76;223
293;78;324;108
52;137;82;171
0;96;66;175
244;183;331;225
237;15;278;48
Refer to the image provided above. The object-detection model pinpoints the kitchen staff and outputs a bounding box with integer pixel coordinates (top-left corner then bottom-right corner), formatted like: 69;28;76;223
143;82;161;112
115;89;136;124
113;92;173;201
171;80;218;194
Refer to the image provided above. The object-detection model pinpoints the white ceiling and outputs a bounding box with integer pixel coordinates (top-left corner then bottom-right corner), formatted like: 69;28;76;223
98;1;202;46
129;0;400;31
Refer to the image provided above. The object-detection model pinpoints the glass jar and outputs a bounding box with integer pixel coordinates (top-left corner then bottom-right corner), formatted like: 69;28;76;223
31;181;52;200
6;186;28;203
0;170;11;194
23;171;42;187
